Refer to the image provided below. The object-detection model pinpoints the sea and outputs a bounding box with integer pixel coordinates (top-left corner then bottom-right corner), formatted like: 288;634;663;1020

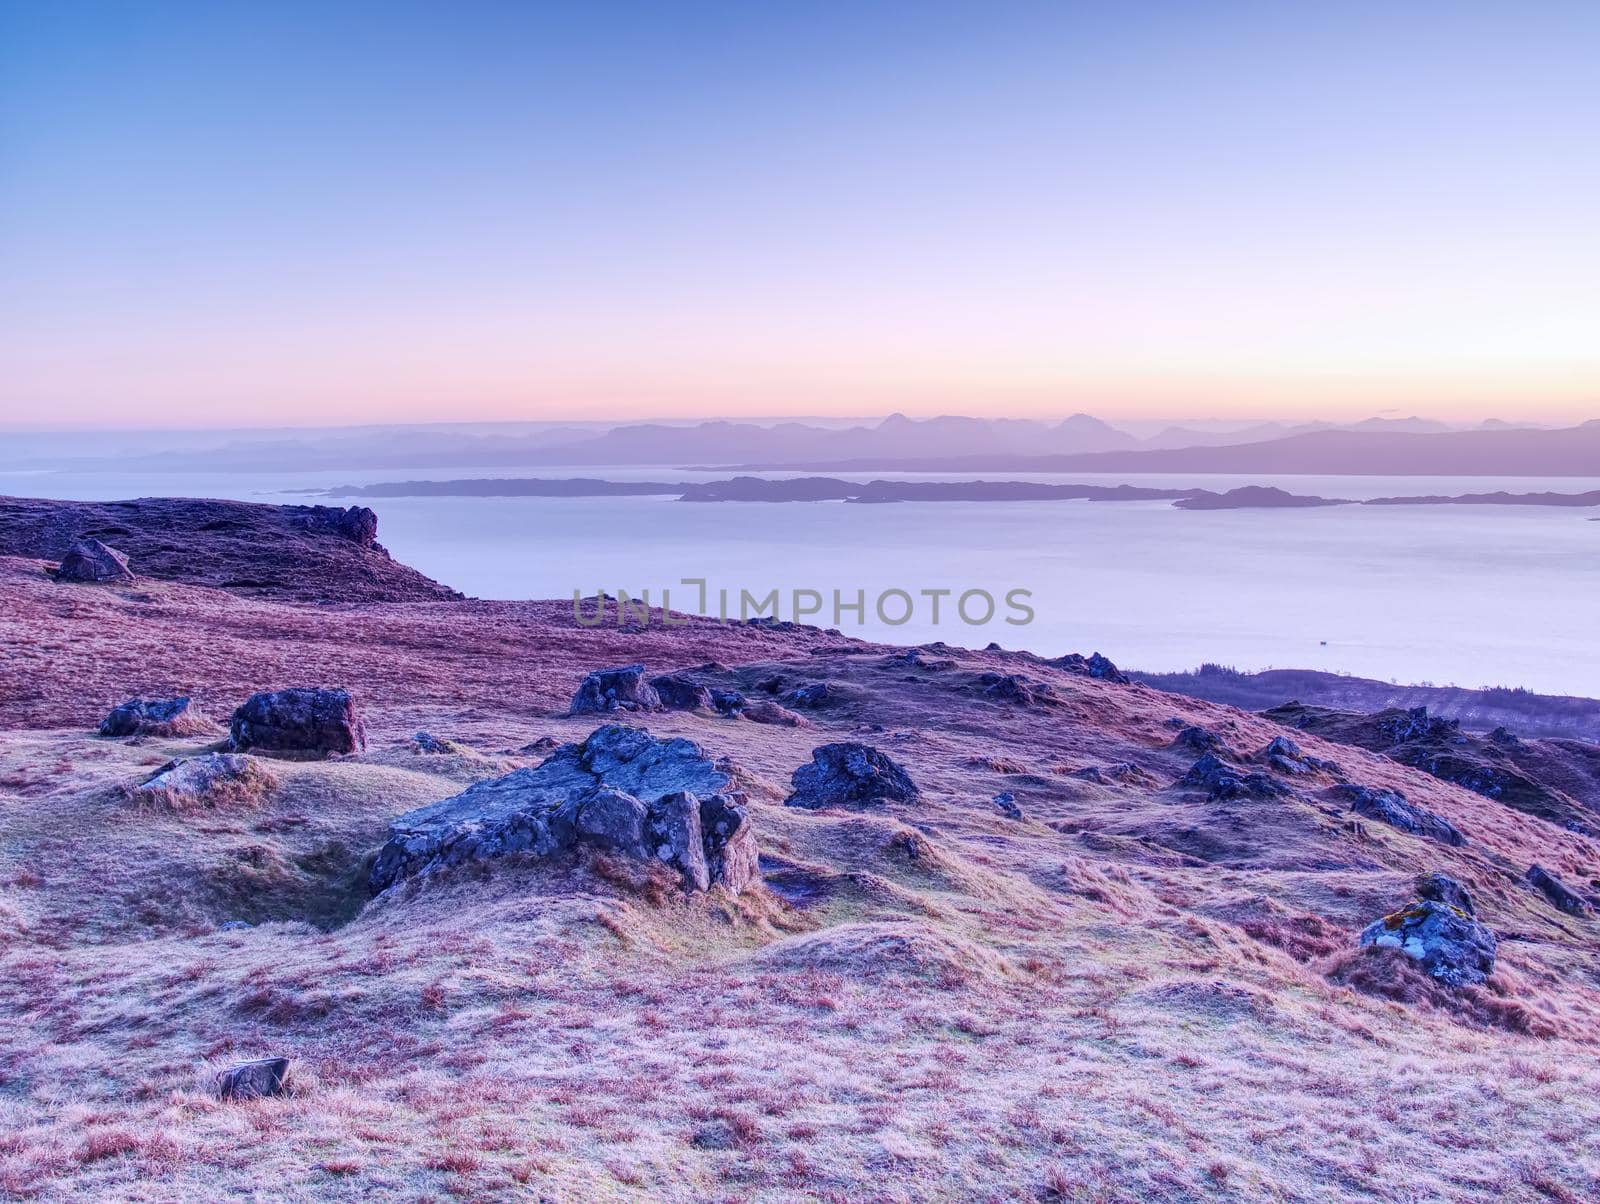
5;464;1599;697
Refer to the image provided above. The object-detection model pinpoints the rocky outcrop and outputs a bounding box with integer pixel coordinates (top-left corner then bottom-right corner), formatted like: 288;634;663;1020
1177;754;1291;801
1253;735;1339;776
650;673;714;711
1334;784;1465;846
1526;865;1590;915
1264;701;1591;832
1051;652;1131;685
369;725;758;896
569;665;662;714
54;538;133;584
785;743;920;810
99;696;220;738
1358;898;1497;987
980;673;1056;706
216;1058;290;1101
130;753;277;809
229;688;366;757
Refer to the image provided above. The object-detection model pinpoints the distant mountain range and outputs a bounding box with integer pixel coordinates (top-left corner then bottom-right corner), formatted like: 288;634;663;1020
5;413;1586;476
736;419;1600;477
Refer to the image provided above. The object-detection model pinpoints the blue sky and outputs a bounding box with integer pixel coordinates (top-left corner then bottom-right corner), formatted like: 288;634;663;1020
2;1;1598;427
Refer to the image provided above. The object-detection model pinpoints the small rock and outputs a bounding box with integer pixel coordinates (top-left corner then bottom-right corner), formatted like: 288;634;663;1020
691;1120;738;1150
740;699;809;727
229;688;365;757
1415;871;1476;916
218;920;254;931
55;537;134;583
410;731;463;755
781;682;842;709
1173;726;1224;754
99;696;218;738
1527;864;1590;915
786;743;920;810
993;791;1023;820
568;665;662;715
217;1057;290;1101
711;690;747;716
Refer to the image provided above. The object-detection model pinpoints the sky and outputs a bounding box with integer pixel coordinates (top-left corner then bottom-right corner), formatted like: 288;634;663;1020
2;1;1598;430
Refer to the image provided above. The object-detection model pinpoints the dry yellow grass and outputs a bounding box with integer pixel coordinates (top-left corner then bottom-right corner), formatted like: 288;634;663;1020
2;559;1599;1200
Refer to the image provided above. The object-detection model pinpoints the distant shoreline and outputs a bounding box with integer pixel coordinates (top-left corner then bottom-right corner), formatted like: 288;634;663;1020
323;476;1600;512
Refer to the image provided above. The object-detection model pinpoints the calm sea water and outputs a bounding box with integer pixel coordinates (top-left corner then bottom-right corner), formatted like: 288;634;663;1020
6;465;1599;696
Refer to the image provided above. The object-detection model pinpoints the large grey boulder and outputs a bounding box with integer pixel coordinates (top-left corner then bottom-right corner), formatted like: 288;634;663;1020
99;696;220;738
229;688;365;757
1358;898;1497;987
785;743;920;810
55;537;133;583
569;665;662;714
369;724;758;896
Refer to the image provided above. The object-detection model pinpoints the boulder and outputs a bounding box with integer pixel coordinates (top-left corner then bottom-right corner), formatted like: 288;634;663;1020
711;690;748;716
1177;753;1291;801
1527;865;1590;915
370;725;757;896
699;793;759;895
229;688;365;757
786;743;920;810
1358;900;1497;987
217;1057;290;1101
740;699;809;727
55;537;133;583
781;682;845;709
1173;726;1224;754
650;674;714;711
130;753;277;810
1334;785;1464;846
569;665;662;714
993;791;1023;820
1416;871;1476;915
99;696;219;738
1254;735;1339;776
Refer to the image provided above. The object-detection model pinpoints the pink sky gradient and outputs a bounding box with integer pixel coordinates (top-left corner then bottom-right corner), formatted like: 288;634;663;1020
3;4;1597;430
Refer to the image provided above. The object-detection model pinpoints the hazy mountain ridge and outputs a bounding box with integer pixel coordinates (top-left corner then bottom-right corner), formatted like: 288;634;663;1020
2;414;1558;476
